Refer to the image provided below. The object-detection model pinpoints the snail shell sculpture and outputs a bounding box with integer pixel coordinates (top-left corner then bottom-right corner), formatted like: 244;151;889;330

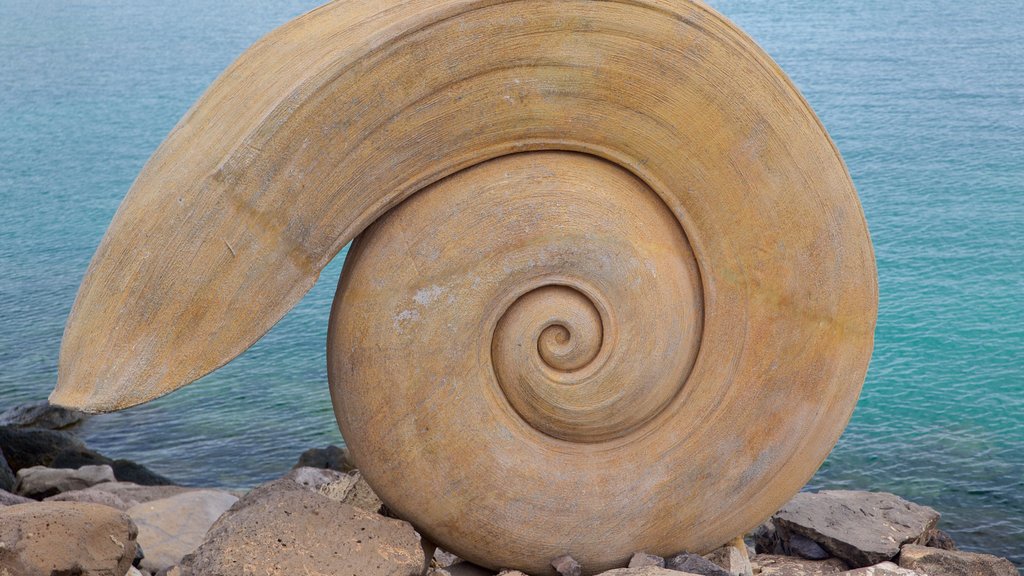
51;1;878;574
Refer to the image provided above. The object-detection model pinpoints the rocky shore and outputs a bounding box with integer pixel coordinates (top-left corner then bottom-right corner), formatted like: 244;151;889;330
0;402;1018;576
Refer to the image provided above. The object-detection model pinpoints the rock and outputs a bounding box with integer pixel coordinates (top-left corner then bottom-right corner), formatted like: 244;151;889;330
283;464;347;489
705;541;754;576
0;501;138;576
0;425;86;471
630;552;666;568
0;487;32;506
497;572;530;576
447;563;497;575
598;569;699;575
788;533;831;561
0;400;86;429
47;484;132;509
666;552;733;576
552;554;583;576
429;569;454;576
772;491;940;567
841;561;923;576
0;447;14;492
754;521;785;555
51;447;176;485
922;529;958;551
898;544;1017;576
15;464;116;499
756;555;850;576
127;567;146;576
47;481;193;510
434;547;463;567
294;443;356;472
180;482;427;575
319;469;384;512
128;489;238;573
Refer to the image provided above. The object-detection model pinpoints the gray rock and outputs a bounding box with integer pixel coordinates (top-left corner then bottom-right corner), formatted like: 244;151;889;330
47;481;194;510
922;529;957;551
0;425;86;471
434;547;463;568
318;469;383;512
47;484;131;509
180;483;427;576
598;569;700;575
841;561;923;576
666;553;732;576
15;464;116;499
0;400;86;430
496;571;530;576
0;446;14;492
898;544;1017;576
630;552;666;568
0;487;32;506
789;533;831;561
283;464;346;489
754;521;785;555
294;444;356;472
127;489;238;573
755;555;850;576
772;491;940;567
551;554;583;576
51;446;176;485
0;501;139;576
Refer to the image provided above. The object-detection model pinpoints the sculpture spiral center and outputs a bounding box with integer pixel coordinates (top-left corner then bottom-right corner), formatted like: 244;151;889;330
503;285;603;374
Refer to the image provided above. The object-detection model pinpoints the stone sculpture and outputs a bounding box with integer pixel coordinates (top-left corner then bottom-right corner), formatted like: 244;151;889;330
50;1;878;574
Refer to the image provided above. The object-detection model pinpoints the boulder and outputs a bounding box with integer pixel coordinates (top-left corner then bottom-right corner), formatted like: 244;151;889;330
705;540;753;576
127;489;238;573
922;529;958;551
0;400;86;429
15;464;116;499
552;554;583;576
0;425;86;471
841;561;923;576
898;544;1017;576
47;481;193;510
51;446;176;485
180;481;427;575
756;555;850;576
788;533;831;561
0;447;14;492
772;491;940;567
294;444;356;472
0;488;32;506
629;552;666;568
47;484;131;509
0;501;138;576
318;469;384;512
666;553;733;576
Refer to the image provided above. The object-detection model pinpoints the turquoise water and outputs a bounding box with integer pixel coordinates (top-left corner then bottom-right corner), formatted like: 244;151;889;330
1;0;1021;567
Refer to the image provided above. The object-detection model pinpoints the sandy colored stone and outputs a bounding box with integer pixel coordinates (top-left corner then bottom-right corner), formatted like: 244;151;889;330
599;569;705;575
841;562;922;576
318;469;383;512
705;540;753;576
630;552;666;569
48;480;194;510
898;544;1017;576
128;489;238;572
756;554;850;576
0;501;138;576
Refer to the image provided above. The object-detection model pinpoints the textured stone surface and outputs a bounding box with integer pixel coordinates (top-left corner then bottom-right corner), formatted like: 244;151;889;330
922;529;958;551
282;465;346;489
0;447;14;492
128;489;238;573
15;464;115;499
51;446;176;485
788;533;831;561
47;484;130;509
180;484;426;575
841;561;922;576
0;501;138;576
0;488;32;506
756;554;850;576
318;469;383;512
552;554;583;576
705;542;754;576
898;544;1017;576
666;553;733;576
0;425;85;471
772;491;940;567
629;552;666;568
598;569;703;575
754;521;785;555
48;481;193;510
294;444;356;472
0;400;86;429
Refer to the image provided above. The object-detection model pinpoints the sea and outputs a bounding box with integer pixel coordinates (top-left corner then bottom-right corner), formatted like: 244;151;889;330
1;0;1021;568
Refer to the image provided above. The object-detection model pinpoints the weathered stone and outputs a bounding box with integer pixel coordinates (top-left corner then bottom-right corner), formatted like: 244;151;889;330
0;425;85;471
0;487;32;506
319;469;383;512
922;529;958;551
434;547;463;568
772;491;940;567
788;533;831;561
706;541;754;576
47;484;132;509
0;501;138;576
51;447;176;485
666;553;733;576
429;569;454;576
497;571;530;576
754;522;785;555
630;552;666;568
47;480;194;510
841;561;923;576
0;447;14;492
294;444;356;472
898;544;1017;576
283;464;346;489
551;554;583;576
15;464;116;499
128;489;238;573
755;555;850;576
180;484;427;575
0;400;86;430
598;569;702;575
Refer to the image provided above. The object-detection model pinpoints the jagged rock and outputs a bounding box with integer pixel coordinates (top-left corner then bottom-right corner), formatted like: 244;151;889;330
666;552;733;576
15;464;116;499
754;521;785;555
0;487;32;506
0;425;85;471
0;447;14;492
788;533;831;561
630;552;666;568
755;555;850;576
180;482;427;575
706;541;754;576
0;400;86;430
128;489;238;573
0;501;138;576
772;491;940;567
434;547;463;567
841;561;923;576
294;444;356;472
318;469;383;512
898;544;1017;576
551;554;583;576
51;446;176;485
922;529;958;551
283;464;346;489
47;481;193;510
